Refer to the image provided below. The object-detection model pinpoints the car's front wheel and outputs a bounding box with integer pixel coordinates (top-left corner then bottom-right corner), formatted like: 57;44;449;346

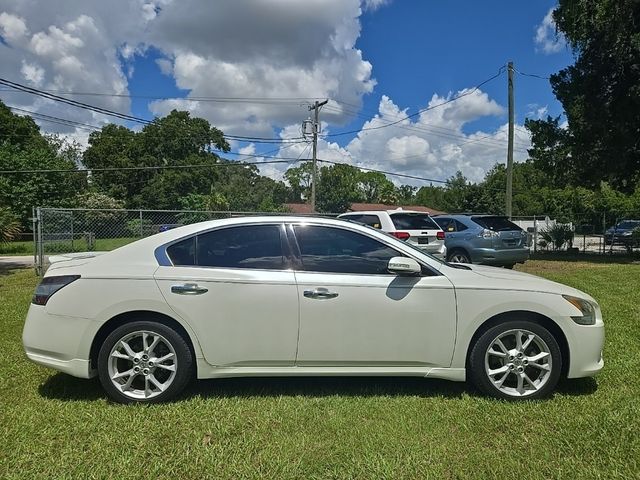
97;321;193;404
468;320;562;400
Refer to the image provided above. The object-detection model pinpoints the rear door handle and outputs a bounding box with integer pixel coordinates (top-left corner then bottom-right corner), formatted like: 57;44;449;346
303;287;339;300
171;283;208;295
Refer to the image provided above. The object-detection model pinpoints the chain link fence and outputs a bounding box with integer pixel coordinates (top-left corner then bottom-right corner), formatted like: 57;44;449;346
26;207;640;274
511;212;640;255
32;207;336;274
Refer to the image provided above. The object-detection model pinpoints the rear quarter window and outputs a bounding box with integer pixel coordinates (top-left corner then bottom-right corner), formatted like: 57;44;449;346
471;216;522;232
390;213;439;230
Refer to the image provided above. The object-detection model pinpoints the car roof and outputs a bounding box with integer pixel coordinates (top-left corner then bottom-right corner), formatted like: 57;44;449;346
340;210;432;216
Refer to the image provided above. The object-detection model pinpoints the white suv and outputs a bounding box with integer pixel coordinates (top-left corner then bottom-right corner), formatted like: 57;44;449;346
338;209;447;258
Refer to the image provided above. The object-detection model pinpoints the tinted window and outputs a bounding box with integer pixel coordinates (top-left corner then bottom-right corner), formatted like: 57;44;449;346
166;237;196;266
471;216;522;232
293;225;401;274
617;221;640;229
343;214;381;229
195;225;285;269
434;217;455;232
455;220;468;231
390;213;439;230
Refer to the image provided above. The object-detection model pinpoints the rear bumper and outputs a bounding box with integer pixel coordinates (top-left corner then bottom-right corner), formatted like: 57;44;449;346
22;304;97;379
414;243;447;258
471;247;529;265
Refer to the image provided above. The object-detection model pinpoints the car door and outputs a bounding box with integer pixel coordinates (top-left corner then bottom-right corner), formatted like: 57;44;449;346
289;223;457;367
154;223;299;367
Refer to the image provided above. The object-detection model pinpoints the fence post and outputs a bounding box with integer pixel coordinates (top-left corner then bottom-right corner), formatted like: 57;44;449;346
139;210;144;237
31;206;38;275
70;210;74;252
36;207;44;276
533;215;537;253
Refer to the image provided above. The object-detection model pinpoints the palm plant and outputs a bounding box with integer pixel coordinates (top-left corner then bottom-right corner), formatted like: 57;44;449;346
539;223;574;251
0;208;21;243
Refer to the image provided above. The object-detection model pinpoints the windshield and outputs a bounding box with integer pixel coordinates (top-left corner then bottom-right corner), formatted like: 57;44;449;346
471;216;522;232
390;213;440;230
617;220;640;229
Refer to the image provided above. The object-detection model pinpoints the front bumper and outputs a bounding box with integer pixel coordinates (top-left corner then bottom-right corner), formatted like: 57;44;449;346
471;247;529;265
22;304;98;379
565;319;605;379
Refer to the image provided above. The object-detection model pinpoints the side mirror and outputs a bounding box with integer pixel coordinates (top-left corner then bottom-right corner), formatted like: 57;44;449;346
387;257;421;276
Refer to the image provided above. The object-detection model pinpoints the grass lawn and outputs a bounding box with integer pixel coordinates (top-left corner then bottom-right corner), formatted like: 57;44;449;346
1;260;639;479
0;237;138;256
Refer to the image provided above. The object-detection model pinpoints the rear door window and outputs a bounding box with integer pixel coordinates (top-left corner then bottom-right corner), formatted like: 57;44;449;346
471;216;522;232
390;213;439;230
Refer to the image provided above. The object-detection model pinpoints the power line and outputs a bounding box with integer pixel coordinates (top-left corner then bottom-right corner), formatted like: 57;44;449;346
513;68;551;80
0;87;325;103
0;158;303;175
0;77;151;124
324;66;507;139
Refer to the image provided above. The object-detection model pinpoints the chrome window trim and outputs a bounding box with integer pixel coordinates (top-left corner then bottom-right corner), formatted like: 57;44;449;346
154;222;289;270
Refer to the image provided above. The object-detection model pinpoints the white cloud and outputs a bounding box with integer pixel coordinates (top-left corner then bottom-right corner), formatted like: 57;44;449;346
363;0;391;11
270;91;531;185
0;0;530;185
20;60;44;87
534;8;566;54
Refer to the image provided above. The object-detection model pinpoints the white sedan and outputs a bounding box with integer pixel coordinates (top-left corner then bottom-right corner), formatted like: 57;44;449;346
23;216;604;403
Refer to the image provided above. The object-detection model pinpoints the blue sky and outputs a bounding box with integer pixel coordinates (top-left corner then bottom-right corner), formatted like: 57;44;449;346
0;0;573;183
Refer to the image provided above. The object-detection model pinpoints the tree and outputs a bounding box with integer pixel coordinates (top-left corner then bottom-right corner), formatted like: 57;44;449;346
284;162;314;202
358;171;396;203
525;116;573;188
534;1;640;192
316;163;363;213
0;101;85;225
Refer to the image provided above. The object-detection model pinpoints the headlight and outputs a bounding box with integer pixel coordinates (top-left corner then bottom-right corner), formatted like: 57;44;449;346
563;295;596;325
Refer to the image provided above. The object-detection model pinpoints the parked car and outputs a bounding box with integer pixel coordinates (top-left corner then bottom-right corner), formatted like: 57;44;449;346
338;209;446;258
604;220;640;246
23;216;603;403
158;223;182;232
433;215;529;268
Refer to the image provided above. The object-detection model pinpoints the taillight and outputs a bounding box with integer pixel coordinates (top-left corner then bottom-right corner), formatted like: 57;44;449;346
436;231;445;240
32;275;80;305
480;229;498;239
390;231;410;241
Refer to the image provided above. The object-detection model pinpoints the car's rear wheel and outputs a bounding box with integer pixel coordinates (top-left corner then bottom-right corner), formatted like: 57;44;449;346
97;321;193;404
468;320;562;400
447;249;471;264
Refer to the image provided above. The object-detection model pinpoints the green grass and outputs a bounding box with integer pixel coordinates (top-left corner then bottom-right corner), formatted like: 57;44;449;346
0;237;138;256
1;260;639;479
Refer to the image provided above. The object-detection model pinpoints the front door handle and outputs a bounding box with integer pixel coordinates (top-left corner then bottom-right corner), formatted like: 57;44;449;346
303;287;339;300
171;283;208;295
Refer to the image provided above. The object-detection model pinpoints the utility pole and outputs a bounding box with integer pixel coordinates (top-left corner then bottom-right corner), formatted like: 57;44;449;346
506;61;515;219
309;99;328;212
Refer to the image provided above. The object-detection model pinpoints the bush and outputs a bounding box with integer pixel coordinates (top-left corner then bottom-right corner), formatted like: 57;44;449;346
0;208;21;243
539;223;574;251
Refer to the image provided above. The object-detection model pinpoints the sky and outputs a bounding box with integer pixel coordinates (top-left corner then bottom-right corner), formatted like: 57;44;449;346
0;0;573;186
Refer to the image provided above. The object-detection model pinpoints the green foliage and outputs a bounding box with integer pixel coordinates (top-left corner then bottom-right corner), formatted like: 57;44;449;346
540;223;575;251
316;163;364;213
0;102;85;225
74;192;126;238
125;218;154;238
527;0;640;192
0;207;21;242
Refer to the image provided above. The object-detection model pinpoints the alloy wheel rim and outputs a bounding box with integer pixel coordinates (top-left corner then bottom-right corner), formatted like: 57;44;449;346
108;330;177;400
450;254;468;263
484;328;552;397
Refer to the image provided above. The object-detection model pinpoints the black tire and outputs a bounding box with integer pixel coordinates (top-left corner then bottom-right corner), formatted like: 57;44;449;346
468;319;562;400
447;249;471;264
503;263;515;269
98;320;193;404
